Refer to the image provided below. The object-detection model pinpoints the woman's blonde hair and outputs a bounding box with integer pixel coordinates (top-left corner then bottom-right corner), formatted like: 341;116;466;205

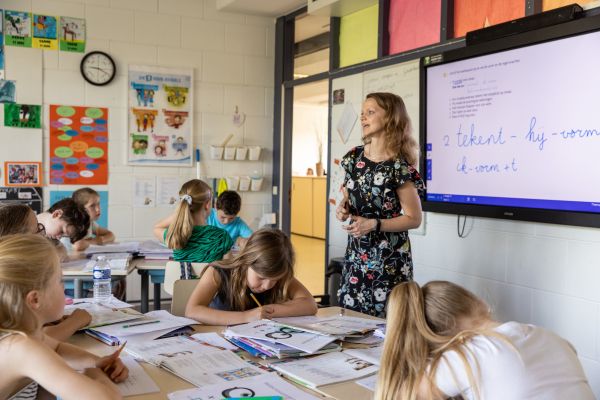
365;92;418;165
166;179;212;249
208;229;295;311
375;281;504;400
0;234;60;334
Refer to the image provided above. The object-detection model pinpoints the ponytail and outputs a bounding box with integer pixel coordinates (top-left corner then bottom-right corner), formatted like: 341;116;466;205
165;179;211;249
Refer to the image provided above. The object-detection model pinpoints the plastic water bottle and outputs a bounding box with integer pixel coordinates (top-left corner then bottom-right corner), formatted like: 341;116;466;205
93;256;111;303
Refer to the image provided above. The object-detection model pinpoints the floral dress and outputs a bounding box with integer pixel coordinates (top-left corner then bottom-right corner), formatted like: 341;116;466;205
338;145;424;317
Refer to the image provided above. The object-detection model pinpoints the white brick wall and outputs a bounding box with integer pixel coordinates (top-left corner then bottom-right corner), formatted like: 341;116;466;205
8;0;274;301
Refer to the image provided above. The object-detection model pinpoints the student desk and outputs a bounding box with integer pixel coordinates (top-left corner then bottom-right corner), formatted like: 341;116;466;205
70;307;379;400
61;256;134;299
133;258;167;313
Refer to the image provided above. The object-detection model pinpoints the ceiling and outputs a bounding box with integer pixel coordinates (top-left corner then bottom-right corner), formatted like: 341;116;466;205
216;0;306;17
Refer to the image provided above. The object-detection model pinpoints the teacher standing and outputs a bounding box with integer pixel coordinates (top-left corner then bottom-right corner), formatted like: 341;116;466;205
336;92;424;317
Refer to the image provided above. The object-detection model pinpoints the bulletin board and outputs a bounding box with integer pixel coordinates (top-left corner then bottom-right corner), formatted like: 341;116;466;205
327;58;424;255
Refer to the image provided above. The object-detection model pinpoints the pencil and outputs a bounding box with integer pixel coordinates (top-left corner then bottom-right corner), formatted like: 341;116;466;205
249;292;262;307
122;319;160;328
103;341;127;372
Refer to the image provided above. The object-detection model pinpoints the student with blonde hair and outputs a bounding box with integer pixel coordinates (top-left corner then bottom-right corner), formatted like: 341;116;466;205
0;204;92;342
71;187;115;251
185;228;318;325
375;281;594;400
154;179;232;262
0;234;128;400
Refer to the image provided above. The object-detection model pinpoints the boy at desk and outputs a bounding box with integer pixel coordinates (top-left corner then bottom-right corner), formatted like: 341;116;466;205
207;190;252;249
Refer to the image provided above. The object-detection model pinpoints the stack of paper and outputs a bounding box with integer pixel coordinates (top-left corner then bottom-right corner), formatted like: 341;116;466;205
138;240;173;260
81;253;133;271
224;320;338;356
269;351;379;389
168;372;322;400
343;345;384;366
84;241;140;255
65;302;141;328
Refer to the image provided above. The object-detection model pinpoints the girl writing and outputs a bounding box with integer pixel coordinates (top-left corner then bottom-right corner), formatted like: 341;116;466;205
185;228;318;325
154;179;233;262
0;234;128;400
72;188;115;251
375;281;594;400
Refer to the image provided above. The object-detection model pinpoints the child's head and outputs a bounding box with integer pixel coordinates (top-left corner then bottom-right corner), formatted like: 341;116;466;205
165;179;212;250
215;190;242;225
0;234;63;334
0;204;39;236
45;198;90;243
364;92;418;165
376;281;492;400
72;187;101;222
213;228;295;311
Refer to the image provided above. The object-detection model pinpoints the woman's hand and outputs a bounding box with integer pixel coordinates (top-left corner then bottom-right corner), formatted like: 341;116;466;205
96;350;129;382
342;215;376;238
244;305;275;322
336;198;350;222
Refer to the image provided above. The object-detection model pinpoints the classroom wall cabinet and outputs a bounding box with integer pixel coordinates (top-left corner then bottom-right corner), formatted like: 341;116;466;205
291;176;326;239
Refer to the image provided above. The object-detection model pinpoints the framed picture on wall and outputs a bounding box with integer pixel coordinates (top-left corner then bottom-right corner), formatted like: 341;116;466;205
4;161;42;187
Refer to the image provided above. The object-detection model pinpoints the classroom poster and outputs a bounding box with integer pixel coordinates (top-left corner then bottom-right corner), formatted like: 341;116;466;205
0;11;4;79
49;105;108;185
0;80;16;103
59;16;85;52
50;190;108;228
3;103;41;128
4;161;42;187
4;11;32;48
0;187;43;214
32;14;58;50
127;65;193;166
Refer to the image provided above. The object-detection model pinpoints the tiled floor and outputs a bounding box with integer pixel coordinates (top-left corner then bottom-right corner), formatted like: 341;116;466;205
291;234;326;296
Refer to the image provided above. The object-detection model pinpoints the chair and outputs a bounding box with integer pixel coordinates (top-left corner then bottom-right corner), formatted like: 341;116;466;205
163;261;208;295
171;279;200;317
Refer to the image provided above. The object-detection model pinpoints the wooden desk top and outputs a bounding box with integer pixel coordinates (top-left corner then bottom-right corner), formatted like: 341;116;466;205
70;307;381;400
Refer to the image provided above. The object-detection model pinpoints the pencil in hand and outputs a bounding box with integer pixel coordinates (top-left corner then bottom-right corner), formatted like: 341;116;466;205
103;341;127;372
249;292;262;308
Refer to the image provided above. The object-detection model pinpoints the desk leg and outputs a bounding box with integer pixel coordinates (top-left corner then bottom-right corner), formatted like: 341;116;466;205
139;270;149;313
73;278;83;299
153;283;161;311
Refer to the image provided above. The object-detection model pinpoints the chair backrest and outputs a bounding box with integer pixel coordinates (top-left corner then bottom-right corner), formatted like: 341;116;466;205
171;279;199;317
164;261;208;295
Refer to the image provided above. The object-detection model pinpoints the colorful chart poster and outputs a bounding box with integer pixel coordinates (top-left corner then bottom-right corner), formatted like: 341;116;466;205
127;65;193;166
32;14;58;50
59;17;85;52
4;11;32;47
4;103;41;128
4;161;42;187
0;80;16;103
50;190;108;228
49;105;108;184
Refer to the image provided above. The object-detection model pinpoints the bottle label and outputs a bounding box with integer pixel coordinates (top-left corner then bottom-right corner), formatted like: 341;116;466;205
93;268;111;280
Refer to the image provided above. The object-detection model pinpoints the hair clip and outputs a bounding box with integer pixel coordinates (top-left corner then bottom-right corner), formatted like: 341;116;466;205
180;194;192;205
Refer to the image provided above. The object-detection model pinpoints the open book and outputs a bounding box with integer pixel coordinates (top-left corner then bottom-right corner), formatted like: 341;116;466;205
64;302;141;328
224;320;337;354
273;315;383;336
167;372;321;400
269;351;378;388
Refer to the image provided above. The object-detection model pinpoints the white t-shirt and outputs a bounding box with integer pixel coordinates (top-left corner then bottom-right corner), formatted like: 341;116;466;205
434;321;594;400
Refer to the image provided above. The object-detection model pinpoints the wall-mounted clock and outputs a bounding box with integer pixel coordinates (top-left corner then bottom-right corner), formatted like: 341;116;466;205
80;51;116;86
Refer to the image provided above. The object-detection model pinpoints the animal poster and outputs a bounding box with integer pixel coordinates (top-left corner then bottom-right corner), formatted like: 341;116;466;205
0;80;16;103
127;65;193;166
4;161;42;187
32;14;58;50
4;103;41;128
59;16;85;52
4;11;32;48
49;105;108;184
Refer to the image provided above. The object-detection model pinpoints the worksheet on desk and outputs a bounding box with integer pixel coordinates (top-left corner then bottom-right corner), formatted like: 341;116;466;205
117;356;160;397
